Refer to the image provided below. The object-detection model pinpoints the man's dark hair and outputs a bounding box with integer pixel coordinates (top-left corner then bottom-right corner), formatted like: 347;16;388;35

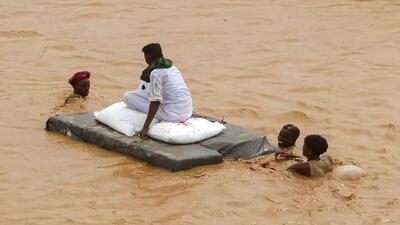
282;124;300;140
304;135;328;156
142;43;163;59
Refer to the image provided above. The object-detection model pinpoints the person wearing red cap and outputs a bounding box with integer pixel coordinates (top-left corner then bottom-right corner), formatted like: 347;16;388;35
64;71;91;104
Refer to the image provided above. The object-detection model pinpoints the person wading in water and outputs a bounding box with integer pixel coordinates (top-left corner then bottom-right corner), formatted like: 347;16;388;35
65;71;91;105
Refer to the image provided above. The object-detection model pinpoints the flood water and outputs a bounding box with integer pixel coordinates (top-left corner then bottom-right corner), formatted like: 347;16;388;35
1;1;399;224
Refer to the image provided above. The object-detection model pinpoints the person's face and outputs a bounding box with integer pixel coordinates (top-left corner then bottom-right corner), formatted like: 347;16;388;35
74;79;90;97
302;143;312;158
278;128;296;148
144;53;152;65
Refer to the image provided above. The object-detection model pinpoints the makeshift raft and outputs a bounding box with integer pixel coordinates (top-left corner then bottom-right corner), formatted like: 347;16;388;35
46;113;275;171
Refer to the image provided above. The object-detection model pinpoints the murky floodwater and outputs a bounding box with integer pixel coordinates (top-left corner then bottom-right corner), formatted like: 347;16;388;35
1;1;399;224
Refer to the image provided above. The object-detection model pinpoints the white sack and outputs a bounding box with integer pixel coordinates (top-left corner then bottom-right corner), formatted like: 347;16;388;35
332;165;367;181
94;102;159;136
94;102;225;144
148;117;225;144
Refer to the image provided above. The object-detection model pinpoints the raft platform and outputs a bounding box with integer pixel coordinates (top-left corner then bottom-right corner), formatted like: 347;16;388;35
46;113;275;171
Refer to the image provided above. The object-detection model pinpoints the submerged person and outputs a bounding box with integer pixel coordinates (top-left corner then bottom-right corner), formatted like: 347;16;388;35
65;71;91;104
122;43;193;137
275;124;301;160
277;124;300;149
256;124;300;167
277;135;333;177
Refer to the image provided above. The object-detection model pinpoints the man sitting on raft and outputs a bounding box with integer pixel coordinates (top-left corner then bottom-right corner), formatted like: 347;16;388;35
123;43;193;138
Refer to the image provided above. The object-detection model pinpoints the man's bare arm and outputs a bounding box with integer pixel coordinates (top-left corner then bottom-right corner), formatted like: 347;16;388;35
288;162;311;177
138;101;160;138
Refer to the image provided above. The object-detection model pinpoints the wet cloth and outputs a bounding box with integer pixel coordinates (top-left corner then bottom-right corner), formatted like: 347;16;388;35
123;65;192;122
308;155;333;177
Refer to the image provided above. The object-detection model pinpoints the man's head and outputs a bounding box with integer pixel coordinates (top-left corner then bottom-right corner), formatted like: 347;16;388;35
278;124;300;148
69;71;91;97
303;135;328;159
142;43;163;65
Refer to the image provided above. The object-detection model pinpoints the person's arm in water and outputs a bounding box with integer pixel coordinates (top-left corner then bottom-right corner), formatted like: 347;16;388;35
138;101;160;138
288;162;311;177
275;151;303;161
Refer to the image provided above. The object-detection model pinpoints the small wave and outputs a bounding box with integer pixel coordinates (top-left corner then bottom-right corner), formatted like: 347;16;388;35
0;30;42;38
224;107;263;119
275;110;312;123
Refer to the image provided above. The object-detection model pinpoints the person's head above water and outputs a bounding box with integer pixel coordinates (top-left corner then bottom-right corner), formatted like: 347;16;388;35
278;124;300;148
142;43;163;65
69;71;90;97
303;135;328;160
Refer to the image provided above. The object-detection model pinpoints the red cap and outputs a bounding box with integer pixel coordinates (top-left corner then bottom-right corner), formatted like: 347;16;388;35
68;71;90;86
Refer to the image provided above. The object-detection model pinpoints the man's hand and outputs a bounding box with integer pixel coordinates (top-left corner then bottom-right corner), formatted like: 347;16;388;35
138;126;149;139
138;101;160;139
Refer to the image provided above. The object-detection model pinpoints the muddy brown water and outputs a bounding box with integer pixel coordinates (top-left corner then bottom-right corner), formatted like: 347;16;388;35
1;1;399;224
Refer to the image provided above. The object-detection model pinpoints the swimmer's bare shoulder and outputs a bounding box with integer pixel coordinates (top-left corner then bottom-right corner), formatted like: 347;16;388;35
288;162;311;177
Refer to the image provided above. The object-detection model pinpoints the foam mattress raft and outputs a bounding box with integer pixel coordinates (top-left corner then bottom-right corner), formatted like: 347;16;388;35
46;106;275;171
